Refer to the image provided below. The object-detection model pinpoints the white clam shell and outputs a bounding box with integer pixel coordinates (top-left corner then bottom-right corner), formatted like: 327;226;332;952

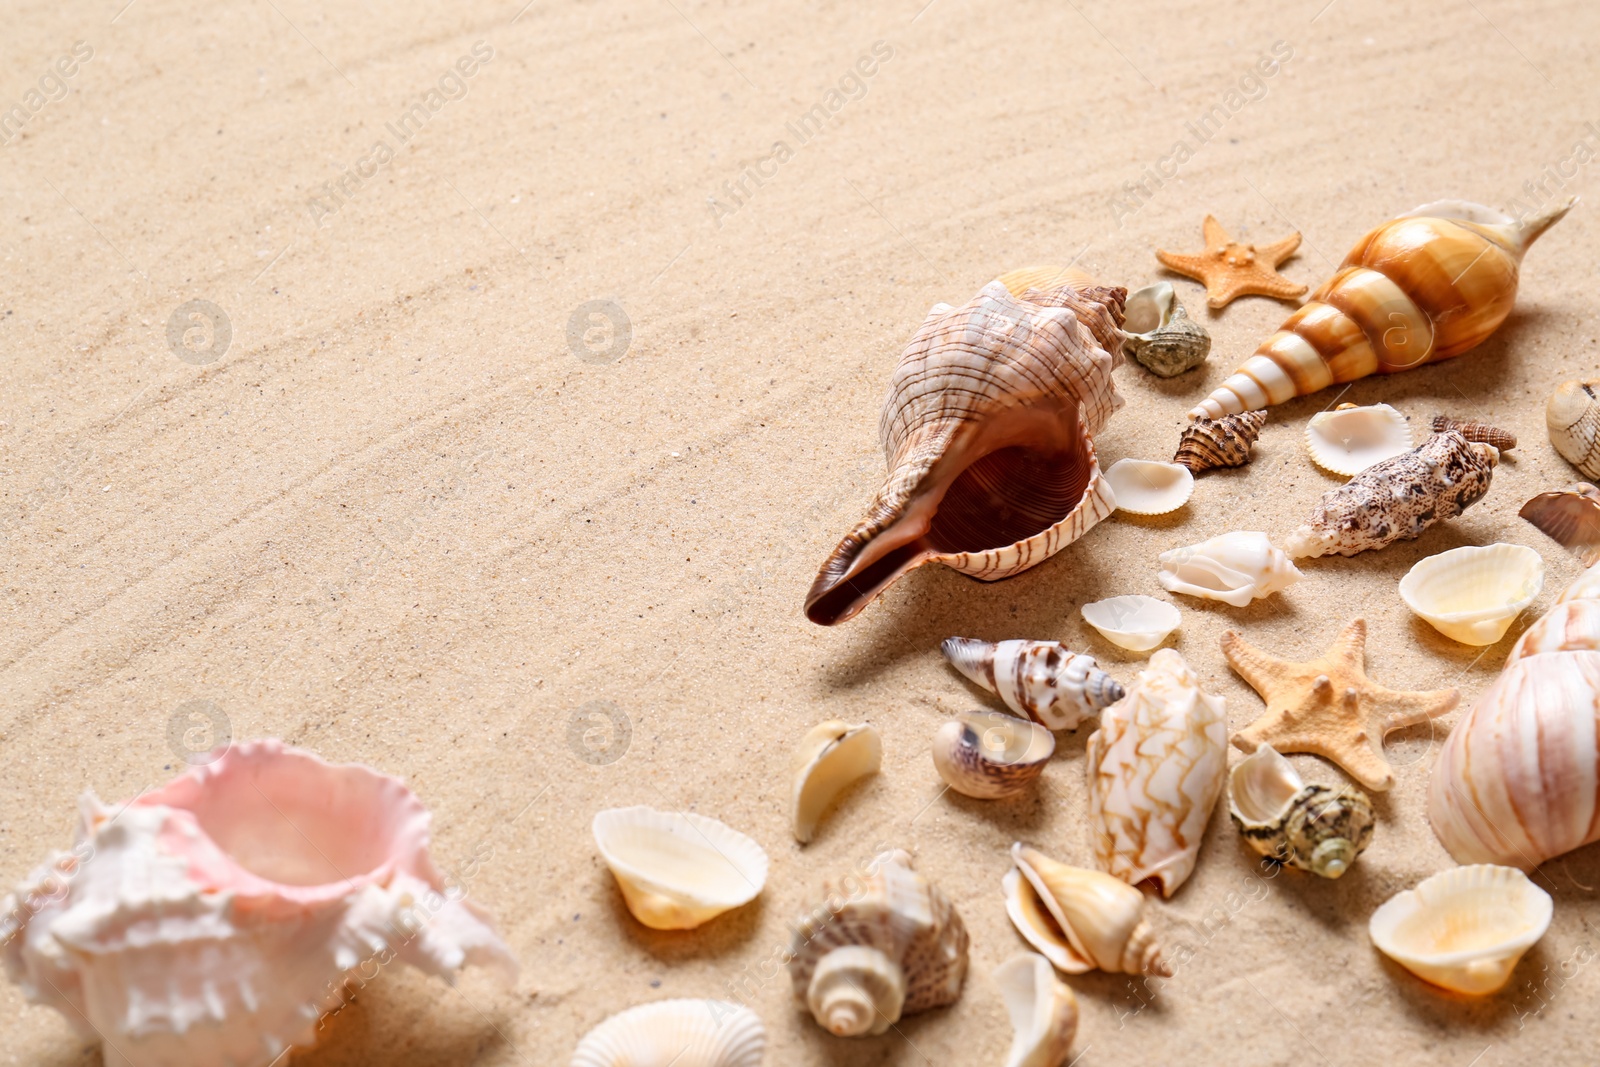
931;710;1055;800
571;999;767;1067
1080;595;1180;652
592;807;769;930
992;953;1078;1067
790;721;882;843
1368;865;1551;996
1305;403;1414;476
1104;458;1194;516
1399;543;1545;646
1157;531;1302;607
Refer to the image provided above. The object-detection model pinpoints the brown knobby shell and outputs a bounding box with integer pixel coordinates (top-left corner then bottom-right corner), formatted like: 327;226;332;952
1172;410;1266;473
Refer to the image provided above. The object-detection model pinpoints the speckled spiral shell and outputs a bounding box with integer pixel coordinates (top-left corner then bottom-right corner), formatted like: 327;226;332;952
942;637;1125;731
1192;199;1572;419
1432;414;1516;451
1173;411;1266;473
806;280;1126;625
1229;746;1374;879
1284;430;1497;558
1547;380;1600;479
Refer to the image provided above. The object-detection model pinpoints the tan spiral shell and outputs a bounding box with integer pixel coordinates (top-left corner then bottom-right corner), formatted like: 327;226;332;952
1432;414;1516;451
1192;199;1573;419
1172;410;1266;473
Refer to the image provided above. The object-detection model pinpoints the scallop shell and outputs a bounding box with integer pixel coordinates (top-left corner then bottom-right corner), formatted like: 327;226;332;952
1285;430;1497;558
1121;282;1211;377
1547;379;1600;479
788;850;968;1037
1368;865;1552;996
571;999;767;1067
1104;458;1194;515
1080;595;1180;653
1174;410;1266;473
931;710;1055;800
1192;198;1573;419
805;280;1126;625
941;637;1124;730
1003;843;1171;977
1227;745;1374;878
996;264;1098;294
1304;403;1413;476
791;721;882;844
993;953;1078;1067
1398;543;1545;646
592;807;769;930
1432;414;1516;450
1156;531;1302;607
1519;482;1600;566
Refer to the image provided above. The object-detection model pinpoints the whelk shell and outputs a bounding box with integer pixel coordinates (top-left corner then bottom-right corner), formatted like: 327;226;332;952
1173;410;1266;473
993;953;1079;1067
1432;414;1516;450
1304;402;1413;476
805;280;1126;625
1227;745;1374;878
1546;379;1600;479
1120;282;1210;377
591;807;768;930
932;710;1055;799
1104;458;1194;516
941;637;1124;730
571;999;767;1067
791;721;882;844
1368;865;1552;996
1519;482;1600;566
1398;543;1545;646
1080;595;1181;653
1156;530;1302;607
1003;843;1171;977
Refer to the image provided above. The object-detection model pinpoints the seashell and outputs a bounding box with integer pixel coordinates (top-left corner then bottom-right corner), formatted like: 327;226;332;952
1156;530;1302;607
1285;430;1497;558
993;953;1078;1067
1003;843;1171;976
1506;597;1600;662
805;280;1126;625
571;999;767;1067
931;710;1055;799
791;721;882;844
997;264;1098;295
1120;282;1211;377
0;740;517;1067
1304;402;1413;476
1368;865;1552;996
941;636;1124;730
1432;413;1516;450
788;849;968;1037
592;807;769;930
1080;594;1181;653
1104;458;1194;515
1547;379;1600;479
1398;543;1545;646
1087;648;1228;897
1191;198;1574;419
1173;410;1267;473
1228;745;1374;878
1520;482;1600;566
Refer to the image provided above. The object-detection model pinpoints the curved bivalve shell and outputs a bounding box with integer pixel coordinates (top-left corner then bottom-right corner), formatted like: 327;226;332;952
1432;414;1516;450
1228;746;1374;878
1004;843;1171;977
1368;865;1552;996
941;637;1123;730
1174;410;1266;473
1304;403;1413;476
992;953;1078;1067
931;710;1055;799
1105;458;1194;515
1157;531;1302;607
1080;595;1181;653
1520;482;1600;566
571;999;767;1067
592;807;769;930
1121;282;1210;377
806;280;1127;625
791;721;882;844
1192;198;1573;419
1398;543;1545;646
1547;380;1600;479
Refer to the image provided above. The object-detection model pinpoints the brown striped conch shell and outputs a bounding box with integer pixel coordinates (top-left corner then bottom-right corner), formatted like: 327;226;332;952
1432;414;1516;450
1191;198;1573;419
805;280;1126;625
941;637;1124;730
1173;410;1266;473
1547;380;1600;479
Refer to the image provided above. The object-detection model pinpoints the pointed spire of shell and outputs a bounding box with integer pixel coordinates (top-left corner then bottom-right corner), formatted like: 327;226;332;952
1173;410;1266;473
942;637;1123;731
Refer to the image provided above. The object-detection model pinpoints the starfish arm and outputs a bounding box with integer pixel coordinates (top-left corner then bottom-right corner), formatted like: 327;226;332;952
1332;738;1397;792
1155;249;1211;280
1256;230;1302;265
1327;619;1369;671
1372;687;1460;733
1248;272;1309;300
1202;214;1231;250
1221;631;1294;699
1207;278;1246;309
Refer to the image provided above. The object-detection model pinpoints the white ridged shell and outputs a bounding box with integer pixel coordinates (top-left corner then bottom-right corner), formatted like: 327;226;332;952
992;953;1078;1067
791;721;882;843
1399;543;1545;645
1305;403;1413;476
1156;531;1302;607
1080;595;1181;653
592;807;769;930
571;999;767;1067
1104;459;1194;516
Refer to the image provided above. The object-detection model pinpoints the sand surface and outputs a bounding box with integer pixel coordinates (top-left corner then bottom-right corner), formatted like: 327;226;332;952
4;0;1600;1063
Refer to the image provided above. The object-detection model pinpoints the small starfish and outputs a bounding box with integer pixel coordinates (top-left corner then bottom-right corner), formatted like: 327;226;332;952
1156;215;1308;309
1222;619;1458;792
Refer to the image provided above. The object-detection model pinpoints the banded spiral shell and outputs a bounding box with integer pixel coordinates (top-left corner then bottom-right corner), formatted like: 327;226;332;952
1191;199;1573;419
1547;379;1600;479
1432;414;1516;451
941;637;1124;731
1173;410;1266;473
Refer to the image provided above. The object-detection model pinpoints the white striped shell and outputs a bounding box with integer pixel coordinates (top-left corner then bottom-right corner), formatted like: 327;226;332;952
571;999;767;1067
791;721;882;843
1104;459;1194;516
1547;379;1600;479
1157;531;1302;607
1398;543;1545;645
993;953;1079;1067
941;637;1124;730
1304;403;1413;476
592;807;769;930
1080;595;1180;653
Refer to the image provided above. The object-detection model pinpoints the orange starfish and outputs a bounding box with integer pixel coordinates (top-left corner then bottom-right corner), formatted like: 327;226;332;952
1222;619;1458;792
1156;216;1307;309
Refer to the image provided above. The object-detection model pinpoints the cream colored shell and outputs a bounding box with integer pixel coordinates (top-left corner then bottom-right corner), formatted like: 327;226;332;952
1003;843;1171;977
791;721;882;843
1105;458;1194;515
1304;403;1413;476
1547;379;1600;479
931;710;1054;799
993;953;1079;1067
1157;531;1302;607
592;807;769;930
1080;595;1180;653
570;999;767;1067
1398;543;1545;645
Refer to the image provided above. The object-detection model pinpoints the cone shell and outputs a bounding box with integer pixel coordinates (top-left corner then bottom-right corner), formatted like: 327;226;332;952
1304;403;1413;476
1157;531;1302;607
1547;380;1600;479
1121;282;1211;377
941;637;1124;730
791;721;882;844
1104;458;1194;515
931;710;1055;799
805;280;1126;625
993;953;1079;1067
1080;595;1181;653
1174;410;1266;473
571;999;767;1067
1228;746;1374;878
1432;414;1516;450
592;807;769;930
1192;199;1573;419
1003;843;1171;977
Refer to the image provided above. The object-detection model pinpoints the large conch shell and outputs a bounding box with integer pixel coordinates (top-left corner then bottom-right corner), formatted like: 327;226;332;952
0;740;517;1067
805;279;1126;625
1191;198;1574;419
592;807;769;930
992;952;1079;1067
1086;648;1227;897
787;849;968;1037
1003;843;1171;977
571;999;767;1067
941;636;1124;730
